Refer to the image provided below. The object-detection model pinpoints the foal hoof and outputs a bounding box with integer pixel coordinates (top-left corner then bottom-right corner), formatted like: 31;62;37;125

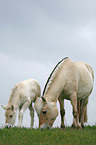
61;125;65;130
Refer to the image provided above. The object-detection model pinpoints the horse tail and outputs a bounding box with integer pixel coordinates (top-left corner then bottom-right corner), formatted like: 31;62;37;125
91;68;94;81
84;63;94;81
84;105;87;122
77;100;81;122
78;100;88;123
72;98;88;127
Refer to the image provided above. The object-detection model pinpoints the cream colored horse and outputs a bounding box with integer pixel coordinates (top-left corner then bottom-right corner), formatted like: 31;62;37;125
34;57;94;129
1;79;41;128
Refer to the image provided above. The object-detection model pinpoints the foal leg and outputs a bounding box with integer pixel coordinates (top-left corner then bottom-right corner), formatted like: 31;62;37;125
18;100;31;127
29;103;34;128
71;92;81;129
58;97;65;129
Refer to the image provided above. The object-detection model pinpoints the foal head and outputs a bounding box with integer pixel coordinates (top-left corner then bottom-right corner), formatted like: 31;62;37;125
34;97;58;129
1;104;17;125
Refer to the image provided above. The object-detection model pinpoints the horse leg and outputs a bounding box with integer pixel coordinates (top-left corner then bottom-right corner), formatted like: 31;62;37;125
29;102;34;128
18;100;31;127
58;97;65;129
71;92;81;129
72;99;80;128
72;117;77;129
80;97;88;128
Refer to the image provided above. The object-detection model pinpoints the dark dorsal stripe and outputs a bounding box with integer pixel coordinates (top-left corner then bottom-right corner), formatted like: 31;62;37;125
42;57;68;97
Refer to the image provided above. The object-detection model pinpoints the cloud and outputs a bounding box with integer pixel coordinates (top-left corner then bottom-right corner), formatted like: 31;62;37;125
0;0;96;63
0;0;96;127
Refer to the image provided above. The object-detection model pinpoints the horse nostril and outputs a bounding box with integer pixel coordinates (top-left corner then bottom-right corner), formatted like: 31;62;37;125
47;125;51;129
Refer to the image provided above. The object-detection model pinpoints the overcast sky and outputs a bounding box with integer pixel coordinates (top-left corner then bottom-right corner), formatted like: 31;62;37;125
0;0;96;128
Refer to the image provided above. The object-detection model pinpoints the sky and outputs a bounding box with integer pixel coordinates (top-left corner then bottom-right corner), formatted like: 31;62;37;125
0;0;96;128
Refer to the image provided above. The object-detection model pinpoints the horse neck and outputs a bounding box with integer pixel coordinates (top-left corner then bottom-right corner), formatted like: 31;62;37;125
45;71;65;102
43;58;70;102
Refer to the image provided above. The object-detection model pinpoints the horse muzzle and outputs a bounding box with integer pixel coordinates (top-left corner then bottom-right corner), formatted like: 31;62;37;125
5;123;13;128
40;123;51;129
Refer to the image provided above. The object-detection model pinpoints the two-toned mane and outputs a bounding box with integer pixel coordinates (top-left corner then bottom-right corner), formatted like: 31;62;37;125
35;57;94;129
42;57;68;97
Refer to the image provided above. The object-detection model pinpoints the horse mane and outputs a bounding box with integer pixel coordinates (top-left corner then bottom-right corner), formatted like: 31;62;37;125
42;57;68;97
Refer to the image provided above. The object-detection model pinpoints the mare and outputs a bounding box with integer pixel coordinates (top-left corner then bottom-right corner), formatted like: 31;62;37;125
34;57;94;129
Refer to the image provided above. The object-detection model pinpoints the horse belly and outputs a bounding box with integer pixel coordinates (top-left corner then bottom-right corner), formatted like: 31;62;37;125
59;89;72;100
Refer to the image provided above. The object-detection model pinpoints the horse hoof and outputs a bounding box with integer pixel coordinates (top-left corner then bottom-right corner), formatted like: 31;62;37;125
77;125;82;129
81;125;84;129
71;124;76;129
71;126;77;130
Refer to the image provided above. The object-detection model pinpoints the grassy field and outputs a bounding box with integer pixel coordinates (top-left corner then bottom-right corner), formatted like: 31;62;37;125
0;126;96;145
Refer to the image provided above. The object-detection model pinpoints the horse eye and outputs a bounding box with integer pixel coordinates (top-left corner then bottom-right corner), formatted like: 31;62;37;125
10;115;12;118
42;111;47;115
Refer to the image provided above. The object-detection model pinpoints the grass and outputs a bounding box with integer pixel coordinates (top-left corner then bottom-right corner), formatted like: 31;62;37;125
0;126;96;145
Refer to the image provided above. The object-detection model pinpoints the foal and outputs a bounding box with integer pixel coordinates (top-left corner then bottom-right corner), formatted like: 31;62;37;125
2;79;41;128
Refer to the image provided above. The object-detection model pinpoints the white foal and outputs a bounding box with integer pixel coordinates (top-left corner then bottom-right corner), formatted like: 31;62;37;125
1;79;41;128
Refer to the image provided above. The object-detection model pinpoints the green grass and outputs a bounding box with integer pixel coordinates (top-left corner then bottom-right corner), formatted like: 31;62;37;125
0;126;96;145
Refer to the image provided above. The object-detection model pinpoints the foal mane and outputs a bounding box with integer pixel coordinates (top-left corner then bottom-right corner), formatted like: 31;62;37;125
42;57;68;97
8;83;21;105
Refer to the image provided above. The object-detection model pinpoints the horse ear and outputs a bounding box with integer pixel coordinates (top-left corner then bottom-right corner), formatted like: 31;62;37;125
1;105;7;110
36;96;38;99
41;97;46;103
11;104;14;111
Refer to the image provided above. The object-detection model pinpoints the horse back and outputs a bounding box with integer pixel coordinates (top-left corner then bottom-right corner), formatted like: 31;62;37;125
59;59;94;100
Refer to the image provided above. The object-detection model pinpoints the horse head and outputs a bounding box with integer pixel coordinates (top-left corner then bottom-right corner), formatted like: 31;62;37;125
1;104;17;125
34;97;58;129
